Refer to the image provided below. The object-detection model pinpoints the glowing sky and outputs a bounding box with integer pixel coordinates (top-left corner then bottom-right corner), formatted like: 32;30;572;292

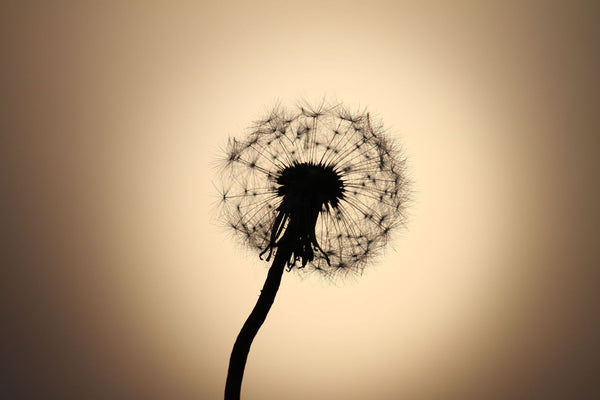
3;2;599;399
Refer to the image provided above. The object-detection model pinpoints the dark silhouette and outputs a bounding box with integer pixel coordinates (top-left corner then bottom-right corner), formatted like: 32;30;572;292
218;102;408;399
224;241;288;400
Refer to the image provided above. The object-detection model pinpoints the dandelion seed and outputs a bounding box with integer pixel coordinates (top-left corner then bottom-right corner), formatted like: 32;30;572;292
219;101;409;400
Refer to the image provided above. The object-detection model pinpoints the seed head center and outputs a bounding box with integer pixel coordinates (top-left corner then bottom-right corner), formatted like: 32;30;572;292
276;162;345;211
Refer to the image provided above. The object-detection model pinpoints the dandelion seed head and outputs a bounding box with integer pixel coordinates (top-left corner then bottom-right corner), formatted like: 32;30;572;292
217;102;409;276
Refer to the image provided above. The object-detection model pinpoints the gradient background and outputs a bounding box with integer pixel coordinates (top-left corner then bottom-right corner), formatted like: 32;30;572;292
2;1;599;399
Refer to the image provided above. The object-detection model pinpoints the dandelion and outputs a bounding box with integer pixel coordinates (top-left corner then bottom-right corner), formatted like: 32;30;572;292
218;102;409;400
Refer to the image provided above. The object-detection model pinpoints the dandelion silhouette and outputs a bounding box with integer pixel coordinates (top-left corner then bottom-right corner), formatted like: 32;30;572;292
217;102;408;400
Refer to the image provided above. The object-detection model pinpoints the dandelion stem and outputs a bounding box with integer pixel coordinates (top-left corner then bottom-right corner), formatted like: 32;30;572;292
224;242;291;400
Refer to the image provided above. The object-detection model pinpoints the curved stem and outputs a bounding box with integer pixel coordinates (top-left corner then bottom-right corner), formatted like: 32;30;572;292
224;244;291;400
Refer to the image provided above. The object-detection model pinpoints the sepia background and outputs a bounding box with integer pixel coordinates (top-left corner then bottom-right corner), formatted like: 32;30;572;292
2;1;599;399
